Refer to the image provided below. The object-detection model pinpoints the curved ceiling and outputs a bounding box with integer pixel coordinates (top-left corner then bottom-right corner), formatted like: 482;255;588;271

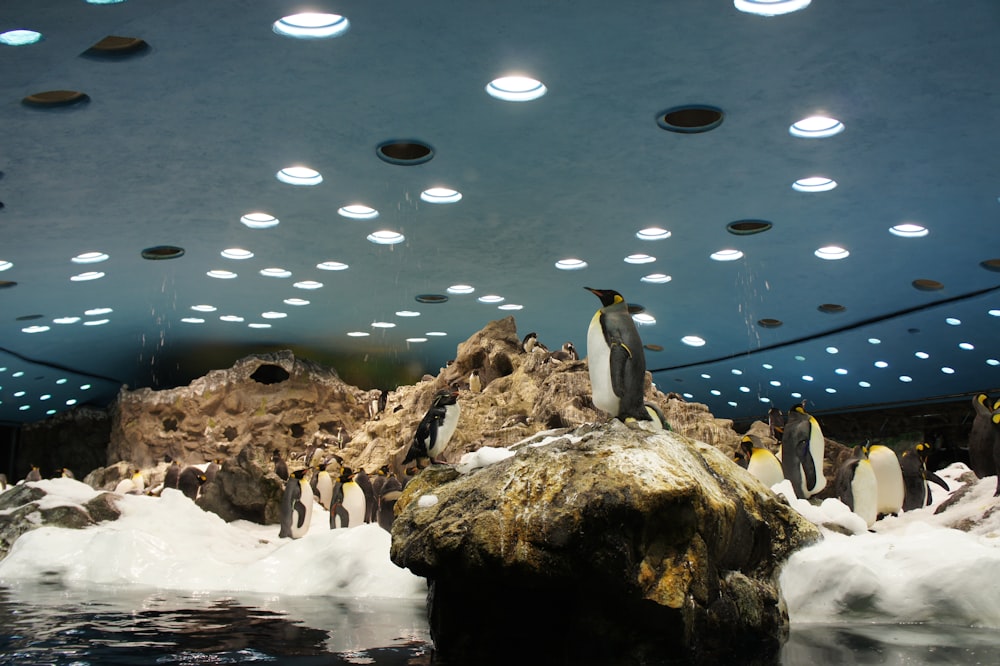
2;0;999;425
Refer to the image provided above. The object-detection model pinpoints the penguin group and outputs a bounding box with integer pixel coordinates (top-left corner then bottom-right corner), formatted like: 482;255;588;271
968;392;1000;496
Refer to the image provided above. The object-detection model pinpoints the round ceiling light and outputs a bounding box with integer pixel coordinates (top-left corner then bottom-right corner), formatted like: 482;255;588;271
734;0;812;16
293;280;323;290
792;177;837;192
207;270;237;279
633;313;656;325
789;115;844;138
890;223;929;238
726;220;772;235
273;13;350;39
241;212;279;229
191;305;217;312
815;246;849;260
261;311;287;319
681;335;706;347
141;245;185;260
0;260;12;271
367;230;405;245
70;271;105;281
657;105;725;133
260;268;292;278
710;249;744;261
1;30;42;46
317;261;349;271
395;310;421;317
447;284;475;295
555;258;588;270
641;273;672;284
221;248;254;260
276;166;322;186
477;295;505;304
420;187;462;204
372;321;396;328
498;304;523;311
624;254;655;264
284;298;310;306
347;331;370;337
376;140;434;166
53;316;80;324
71;251;109;264
636;227;671;241
338;205;378;220
486;76;547;102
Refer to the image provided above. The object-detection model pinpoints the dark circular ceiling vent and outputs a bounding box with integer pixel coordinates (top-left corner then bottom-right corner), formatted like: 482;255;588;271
22;90;90;108
83;35;150;58
818;303;846;314
757;318;783;328
415;294;448;304
912;278;944;291
727;220;773;235
980;258;1000;273
0;281;16;290
377;140;434;166
141;245;185;260
644;343;664;352
15;313;43;321
656;105;724;134
627;303;646;315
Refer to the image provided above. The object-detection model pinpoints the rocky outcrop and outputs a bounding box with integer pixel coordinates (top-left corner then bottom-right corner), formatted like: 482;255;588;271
390;420;821;664
0;481;120;560
195;445;286;524
15;406;110;481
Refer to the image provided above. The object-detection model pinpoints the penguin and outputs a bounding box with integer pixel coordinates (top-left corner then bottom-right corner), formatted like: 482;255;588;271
377;472;403;532
355;468;376;523
176;466;207;500
114;469;145;495
584;287;649;422
548;342;579;363
735;434;784;488
329;477;349;528
60;467;75;479
310;462;334;510
865;442;905;517
279;468;313;539
643;401;672;431
968;393;997;479
163;457;182;490
332;466;366;528
402;388;461;465
469;369;483;393
767;407;785;443
900;443;950;511
272;450;289;481
25;465;42;483
522;332;540;353
0;473;7;491
780;402;827;499
205;458;222;483
834;445;878;528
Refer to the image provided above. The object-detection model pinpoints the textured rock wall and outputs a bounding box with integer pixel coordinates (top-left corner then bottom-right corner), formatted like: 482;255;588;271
16;406;109;481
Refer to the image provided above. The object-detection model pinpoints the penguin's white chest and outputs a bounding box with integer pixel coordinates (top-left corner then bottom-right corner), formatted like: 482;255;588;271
748;449;784;489
851;460;879;527
430;404;461;458
291;479;314;538
803;418;827;497
869;446;904;515
315;472;334;510
587;312;618;416
342;482;366;528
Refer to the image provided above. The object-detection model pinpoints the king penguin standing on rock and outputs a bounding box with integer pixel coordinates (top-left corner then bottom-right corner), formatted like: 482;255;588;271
279;468;313;539
584;287;651;423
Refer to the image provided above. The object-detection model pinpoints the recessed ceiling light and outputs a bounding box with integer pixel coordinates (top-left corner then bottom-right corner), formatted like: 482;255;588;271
710;249;743;261
220;315;244;323
347;331;369;337
284;298;310;306
260;268;292;278
726;220;773;235
181;317;205;324
1;30;43;46
406;337;428;343
731;369;743;375
338;205;379;220
447;284;475;294
70;271;105;281
682;335;706;347
372;321;396;328
426;331;448;336
641;273;672;284
701;373;711;379
825;346;839;354
859;381;871;388
711;390;722;396
989;309;1000;317
625;254;656;264
53;316;80;324
241;213;279;229
72;251;109;264
802;375;814;382
792;177;837;192
367;230;405;245
85;307;113;316
261;312;287;319
141;245;185;260
633;313;656;325
485;76;547;102
276;166;322;186
734;0;812;17
293;280;323;290
789;115;844;138
21;325;49;334
273;13;350;39
874;361;889;368
915;351;930;359
945;317;961;326
899;375;913;383
317;261;349;271
815;246;849;260
739;386;750;393
207;270;237;279
636;227;672;241
396;310;421;317
83;319;109;326
377;140;434;166
959;342;975;350
222;248;254;260
192;305;217;312
657;105;725;133
890;223;929;238
0;260;12;271
770;380;782;386
555;258;588;270
941;367;956;374
420;187;462;204
478;295;505;304
825;387;837;394
868;338;881;344
498;304;523;311
794;355;806;361
988;359;1000;367
249;323;272;329
835;368;849;375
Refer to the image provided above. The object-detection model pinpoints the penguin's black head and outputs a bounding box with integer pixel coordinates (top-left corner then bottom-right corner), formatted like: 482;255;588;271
339;466;355;483
585;287;625;307
432;388;459;406
292;468;308;479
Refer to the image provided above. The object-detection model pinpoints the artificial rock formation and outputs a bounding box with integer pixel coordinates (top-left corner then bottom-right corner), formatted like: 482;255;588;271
390;420;821;664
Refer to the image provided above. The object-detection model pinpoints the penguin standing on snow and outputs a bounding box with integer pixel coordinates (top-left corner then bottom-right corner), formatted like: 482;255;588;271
176;466;207;500
781;402;827;499
311;462;335;510
402;389;461;466
584;287;650;423
900;443;950;511
865;442;905;517
834;445;878;528
279;468;313;539
734;434;784;488
163;457;182;490
330;466;366;528
355;468;375;523
114;469;145;495
968;393;997;479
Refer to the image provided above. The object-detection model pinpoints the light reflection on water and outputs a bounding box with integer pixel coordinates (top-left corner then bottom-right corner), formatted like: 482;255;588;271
2;582;999;665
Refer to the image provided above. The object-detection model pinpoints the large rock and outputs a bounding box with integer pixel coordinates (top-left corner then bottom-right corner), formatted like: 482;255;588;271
195;446;286;524
390;421;820;664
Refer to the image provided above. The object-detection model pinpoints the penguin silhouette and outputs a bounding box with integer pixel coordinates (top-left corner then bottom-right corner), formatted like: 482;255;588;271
205;458;222;483
354;468;375;523
329;475;349;529
900;443;950;511
279;469;313;538
969;393;999;479
377;473;403;532
163;458;182;490
177;466;207;500
25;465;42;483
585;287;650;423
272;450;289;481
768;407;785;443
402;389;461;465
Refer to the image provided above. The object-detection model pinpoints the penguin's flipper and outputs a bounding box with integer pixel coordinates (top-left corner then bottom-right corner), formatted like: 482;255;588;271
331;504;350;528
607;342;632;399
798;439;818;490
926;471;949;491
294;500;307;529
